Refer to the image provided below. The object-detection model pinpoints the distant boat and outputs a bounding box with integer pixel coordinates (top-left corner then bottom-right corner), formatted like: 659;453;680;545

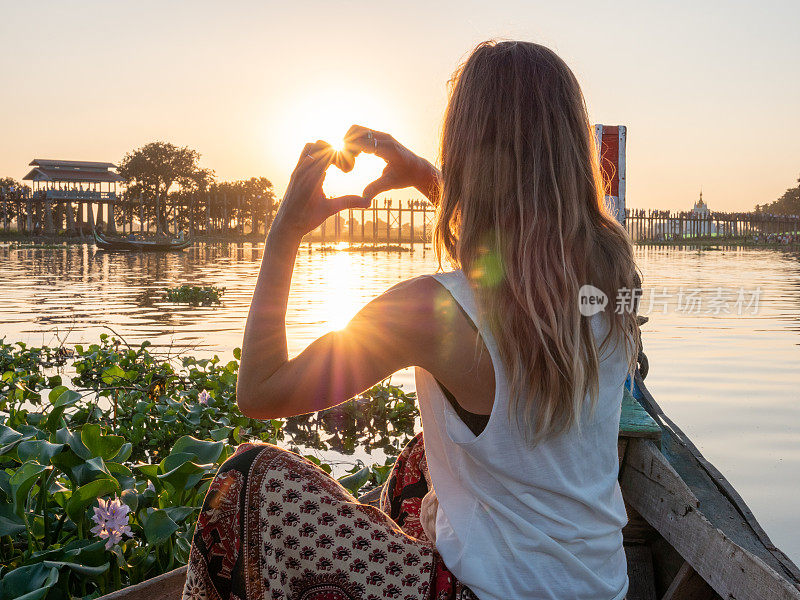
93;230;192;251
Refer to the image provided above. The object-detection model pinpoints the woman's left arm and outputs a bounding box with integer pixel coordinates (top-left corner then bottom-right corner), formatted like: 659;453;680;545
236;142;439;420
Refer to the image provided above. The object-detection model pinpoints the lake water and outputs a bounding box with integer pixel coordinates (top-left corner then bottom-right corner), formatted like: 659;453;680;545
2;241;799;563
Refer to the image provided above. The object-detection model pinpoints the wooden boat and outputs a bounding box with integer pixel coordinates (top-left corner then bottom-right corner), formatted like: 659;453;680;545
98;358;800;600
93;230;192;252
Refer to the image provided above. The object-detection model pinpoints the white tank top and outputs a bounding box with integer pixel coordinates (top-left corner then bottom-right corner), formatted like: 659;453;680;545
415;270;629;600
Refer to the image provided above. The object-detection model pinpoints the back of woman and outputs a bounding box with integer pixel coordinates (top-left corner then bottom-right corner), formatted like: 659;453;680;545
416;270;631;600
195;39;641;600
419;41;640;599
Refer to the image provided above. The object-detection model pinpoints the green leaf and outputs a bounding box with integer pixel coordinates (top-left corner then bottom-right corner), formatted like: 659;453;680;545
0;501;25;536
141;509;178;546
338;466;371;495
0;469;12;498
135;463;159;480
0;423;34;458
0;563;59;600
44;388;82;433
52;451;114;487
44;392;81;433
54;426;92;460
209;426;233;442
0;424;24;446
163;505;195;523
120;488;139;512
17;440;64;464
27;538;110;574
65;478;120;525
370;463;395;486
110;442;133;463
158;454;212;492
80;424;125;461
42;559;110;577
107;462;135;490
170;436;224;464
101;364;126;384
49;387;80;407
9;461;48;515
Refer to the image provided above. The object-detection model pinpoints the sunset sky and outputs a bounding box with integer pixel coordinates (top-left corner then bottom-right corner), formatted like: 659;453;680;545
1;0;798;211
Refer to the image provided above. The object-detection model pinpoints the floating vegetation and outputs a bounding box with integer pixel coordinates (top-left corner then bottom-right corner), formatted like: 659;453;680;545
0;335;412;597
8;241;67;249
163;284;225;305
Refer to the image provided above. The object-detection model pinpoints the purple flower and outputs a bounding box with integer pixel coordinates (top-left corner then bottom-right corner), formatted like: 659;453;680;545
198;389;211;405
90;496;133;550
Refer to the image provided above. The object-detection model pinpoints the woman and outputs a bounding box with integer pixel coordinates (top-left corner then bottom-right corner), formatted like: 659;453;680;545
183;40;639;600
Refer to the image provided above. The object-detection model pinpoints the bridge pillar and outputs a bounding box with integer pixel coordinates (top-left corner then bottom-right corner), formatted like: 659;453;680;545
44;200;54;235
107;199;117;234
66;202;75;235
25;199;33;233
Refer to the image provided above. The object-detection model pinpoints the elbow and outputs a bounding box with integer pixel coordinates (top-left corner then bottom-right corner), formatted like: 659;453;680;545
236;360;267;419
236;379;284;420
236;388;261;419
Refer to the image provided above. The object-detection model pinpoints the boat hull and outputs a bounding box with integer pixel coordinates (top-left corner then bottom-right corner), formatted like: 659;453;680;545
93;230;192;251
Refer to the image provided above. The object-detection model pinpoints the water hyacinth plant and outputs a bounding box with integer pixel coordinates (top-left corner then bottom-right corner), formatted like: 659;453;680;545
0;335;418;598
162;284;225;306
91;496;133;550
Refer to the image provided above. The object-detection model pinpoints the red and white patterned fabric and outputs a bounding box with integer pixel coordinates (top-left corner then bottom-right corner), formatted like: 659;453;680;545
182;433;477;600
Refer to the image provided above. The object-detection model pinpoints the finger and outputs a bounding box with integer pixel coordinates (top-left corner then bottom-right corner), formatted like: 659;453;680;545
294;140;334;171
294;143;315;170
331;149;356;174
328;195;371;213
344;124;392;157
295;141;336;193
362;171;397;201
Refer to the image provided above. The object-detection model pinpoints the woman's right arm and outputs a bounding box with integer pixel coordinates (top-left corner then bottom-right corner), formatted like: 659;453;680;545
343;124;442;206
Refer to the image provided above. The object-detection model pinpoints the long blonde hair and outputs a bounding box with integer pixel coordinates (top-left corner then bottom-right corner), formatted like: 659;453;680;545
434;40;640;443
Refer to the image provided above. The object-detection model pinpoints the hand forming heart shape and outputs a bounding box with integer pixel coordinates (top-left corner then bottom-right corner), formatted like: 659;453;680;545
333;125;428;202
273;126;431;239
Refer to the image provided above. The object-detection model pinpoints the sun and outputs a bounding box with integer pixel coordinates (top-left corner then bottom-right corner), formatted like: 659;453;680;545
287;90;373;155
268;80;400;198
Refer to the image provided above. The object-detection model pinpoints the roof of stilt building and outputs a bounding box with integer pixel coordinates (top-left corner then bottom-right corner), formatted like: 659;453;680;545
23;159;124;184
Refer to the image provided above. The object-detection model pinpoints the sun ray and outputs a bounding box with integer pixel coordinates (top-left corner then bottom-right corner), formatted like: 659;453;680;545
266;80;400;198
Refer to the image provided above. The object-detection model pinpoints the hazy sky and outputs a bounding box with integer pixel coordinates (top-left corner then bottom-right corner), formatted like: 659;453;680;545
1;0;798;211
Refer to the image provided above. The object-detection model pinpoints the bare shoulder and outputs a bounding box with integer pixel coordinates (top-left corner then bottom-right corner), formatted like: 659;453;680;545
368;274;442;327
382;274;455;323
355;274;453;368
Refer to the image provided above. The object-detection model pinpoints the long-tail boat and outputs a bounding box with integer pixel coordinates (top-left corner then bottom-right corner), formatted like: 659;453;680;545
93;230;192;252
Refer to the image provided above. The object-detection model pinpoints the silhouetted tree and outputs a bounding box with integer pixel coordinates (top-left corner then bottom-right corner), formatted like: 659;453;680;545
0;178;31;225
208;177;277;234
118;142;213;234
756;174;800;216
0;177;30;194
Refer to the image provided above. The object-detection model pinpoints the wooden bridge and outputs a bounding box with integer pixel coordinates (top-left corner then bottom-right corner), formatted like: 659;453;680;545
0;187;437;244
624;210;800;243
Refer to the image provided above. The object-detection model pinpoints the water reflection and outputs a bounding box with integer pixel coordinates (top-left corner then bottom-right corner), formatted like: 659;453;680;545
285;390;417;458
